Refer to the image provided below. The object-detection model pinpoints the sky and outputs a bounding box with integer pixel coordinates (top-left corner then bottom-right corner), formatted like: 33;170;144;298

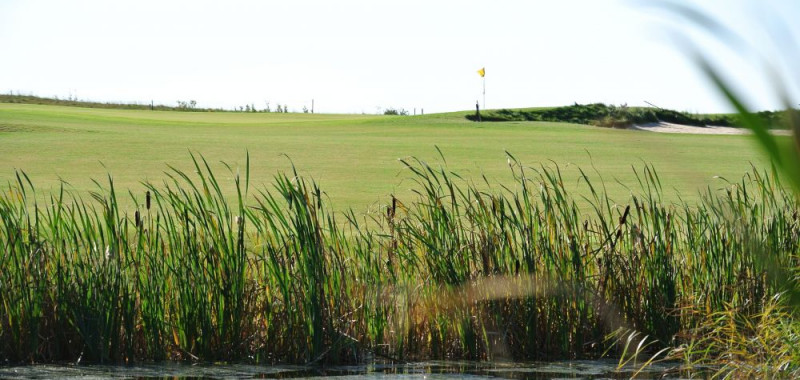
0;0;798;114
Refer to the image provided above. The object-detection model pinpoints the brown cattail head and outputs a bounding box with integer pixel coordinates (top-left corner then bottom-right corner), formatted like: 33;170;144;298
135;210;141;228
619;205;630;225
146;191;151;210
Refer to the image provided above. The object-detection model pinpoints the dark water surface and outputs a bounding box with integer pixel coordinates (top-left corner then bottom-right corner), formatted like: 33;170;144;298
0;360;708;379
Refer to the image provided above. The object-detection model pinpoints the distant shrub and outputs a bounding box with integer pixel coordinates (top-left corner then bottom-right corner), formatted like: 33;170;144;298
176;100;197;110
384;108;409;116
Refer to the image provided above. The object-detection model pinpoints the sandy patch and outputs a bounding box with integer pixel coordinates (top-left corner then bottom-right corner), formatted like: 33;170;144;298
630;122;792;136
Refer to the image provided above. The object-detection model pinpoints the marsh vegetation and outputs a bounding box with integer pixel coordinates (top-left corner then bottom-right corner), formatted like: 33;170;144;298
1;152;797;372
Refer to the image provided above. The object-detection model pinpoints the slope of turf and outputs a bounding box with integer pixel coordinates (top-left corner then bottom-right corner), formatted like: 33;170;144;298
0;103;779;212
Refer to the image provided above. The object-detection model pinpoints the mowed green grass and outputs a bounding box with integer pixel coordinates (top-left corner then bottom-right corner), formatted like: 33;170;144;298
0;103;776;213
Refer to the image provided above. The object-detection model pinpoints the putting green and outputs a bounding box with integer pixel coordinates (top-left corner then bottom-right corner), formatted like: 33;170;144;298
0;103;775;213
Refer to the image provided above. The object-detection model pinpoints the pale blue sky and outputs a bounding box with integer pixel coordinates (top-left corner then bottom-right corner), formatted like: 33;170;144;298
1;0;797;113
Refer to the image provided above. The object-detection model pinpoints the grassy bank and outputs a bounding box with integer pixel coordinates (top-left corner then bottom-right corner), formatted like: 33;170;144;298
1;154;797;365
0;103;778;213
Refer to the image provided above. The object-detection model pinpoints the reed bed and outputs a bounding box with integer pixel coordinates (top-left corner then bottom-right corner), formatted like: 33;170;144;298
1;153;798;365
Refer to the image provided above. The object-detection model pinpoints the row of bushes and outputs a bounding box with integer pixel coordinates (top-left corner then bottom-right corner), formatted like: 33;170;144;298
0;94;221;112
467;103;790;129
0;94;301;113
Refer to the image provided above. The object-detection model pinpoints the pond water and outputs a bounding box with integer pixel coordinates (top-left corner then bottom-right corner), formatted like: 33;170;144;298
0;360;709;379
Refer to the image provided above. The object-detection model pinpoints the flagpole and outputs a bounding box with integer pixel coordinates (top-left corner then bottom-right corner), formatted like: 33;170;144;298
482;75;486;110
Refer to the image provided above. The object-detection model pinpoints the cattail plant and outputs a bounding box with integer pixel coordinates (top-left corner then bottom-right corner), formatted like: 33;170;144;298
0;153;797;365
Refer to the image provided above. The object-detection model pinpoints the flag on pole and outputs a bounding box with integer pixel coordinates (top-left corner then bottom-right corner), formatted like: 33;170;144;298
477;67;485;77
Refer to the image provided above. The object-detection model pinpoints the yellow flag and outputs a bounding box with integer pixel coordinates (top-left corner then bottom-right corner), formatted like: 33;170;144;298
478;67;485;77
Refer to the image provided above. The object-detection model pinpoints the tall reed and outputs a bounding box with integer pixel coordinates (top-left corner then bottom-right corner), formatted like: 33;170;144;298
0;153;797;364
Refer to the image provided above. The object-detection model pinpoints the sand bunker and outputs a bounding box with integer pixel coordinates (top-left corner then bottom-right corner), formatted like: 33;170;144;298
630;122;792;136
